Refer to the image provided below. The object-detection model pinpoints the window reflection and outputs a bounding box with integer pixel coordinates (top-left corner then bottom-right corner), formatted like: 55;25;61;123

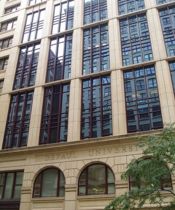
23;10;45;43
78;164;115;195
81;75;112;139
169;61;175;93
52;1;74;34
83;24;109;75
40;84;70;144
3;92;34;148
120;14;153;66
124;66;163;132
33;168;65;197
28;0;46;6
159;6;175;57
157;0;174;4
118;0;145;15
84;0;107;24
14;43;40;89
47;35;72;82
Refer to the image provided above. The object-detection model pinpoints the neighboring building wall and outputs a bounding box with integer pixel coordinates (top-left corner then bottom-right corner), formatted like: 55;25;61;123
0;0;175;210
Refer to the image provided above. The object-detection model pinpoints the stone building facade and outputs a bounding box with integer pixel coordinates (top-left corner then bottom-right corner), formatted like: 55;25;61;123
0;0;175;210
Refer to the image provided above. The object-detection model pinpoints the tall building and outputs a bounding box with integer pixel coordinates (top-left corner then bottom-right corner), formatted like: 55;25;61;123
0;0;175;209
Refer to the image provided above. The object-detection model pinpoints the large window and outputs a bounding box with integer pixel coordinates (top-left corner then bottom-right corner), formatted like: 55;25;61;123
33;168;65;197
0;19;17;32
81;75;112;139
124;66;163;133
78;163;115;195
4;4;20;14
83;24;109;75
52;1;74;34
3;92;34;149
22;10;45;43
0;36;13;50
0;171;23;210
0;57;8;71
120;14;153;66
40;84;70;144
157;0;175;4
28;0;46;6
159;6;175;57
118;0;145;15
0;80;4;93
169;61;175;92
14;43;40;89
84;0;107;24
46;35;72;82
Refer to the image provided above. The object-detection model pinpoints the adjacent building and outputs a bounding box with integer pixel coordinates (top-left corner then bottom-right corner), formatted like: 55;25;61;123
0;0;175;210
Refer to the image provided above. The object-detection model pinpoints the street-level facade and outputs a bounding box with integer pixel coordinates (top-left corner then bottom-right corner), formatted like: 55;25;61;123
0;0;175;210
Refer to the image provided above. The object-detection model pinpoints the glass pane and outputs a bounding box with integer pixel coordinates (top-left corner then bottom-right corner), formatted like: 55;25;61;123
4;173;14;199
16;172;23;185
88;164;106;195
79;186;86;195
0;173;5;185
33;174;41;197
14;185;21;199
41;169;58;197
59;187;65;197
79;171;86;185
107;169;114;183
108;183;115;194
0;186;3;199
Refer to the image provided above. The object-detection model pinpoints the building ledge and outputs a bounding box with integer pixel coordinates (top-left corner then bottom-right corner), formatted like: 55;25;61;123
0;128;163;156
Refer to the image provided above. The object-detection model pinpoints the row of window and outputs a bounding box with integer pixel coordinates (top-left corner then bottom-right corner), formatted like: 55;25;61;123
0;57;8;71
25;0;175;8
3;0;171;17
1;4;175;76
2;0;175;41
3;63;175;148
1;5;175;80
4;4;20;15
0;36;12;50
0;18;17;32
0;160;172;203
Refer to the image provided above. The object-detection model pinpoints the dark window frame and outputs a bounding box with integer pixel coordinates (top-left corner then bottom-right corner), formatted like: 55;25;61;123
159;5;175;57
28;0;46;6
0;170;24;201
3;91;34;149
33;167;65;198
0;80;4;93
78;163;115;196
52;0;74;34
83;0;107;25
40;83;70;144
22;9;45;43
0;56;9;70
83;24;109;75
46;34;72;82
81;75;112;139
157;0;175;4
118;0;145;15
13;42;40;89
169;61;175;93
124;65;163;133
4;4;20;14
0;18;17;32
120;13;153;66
0;36;13;50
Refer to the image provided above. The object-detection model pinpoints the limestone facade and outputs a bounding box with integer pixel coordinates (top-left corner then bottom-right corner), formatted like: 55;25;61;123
0;0;175;210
